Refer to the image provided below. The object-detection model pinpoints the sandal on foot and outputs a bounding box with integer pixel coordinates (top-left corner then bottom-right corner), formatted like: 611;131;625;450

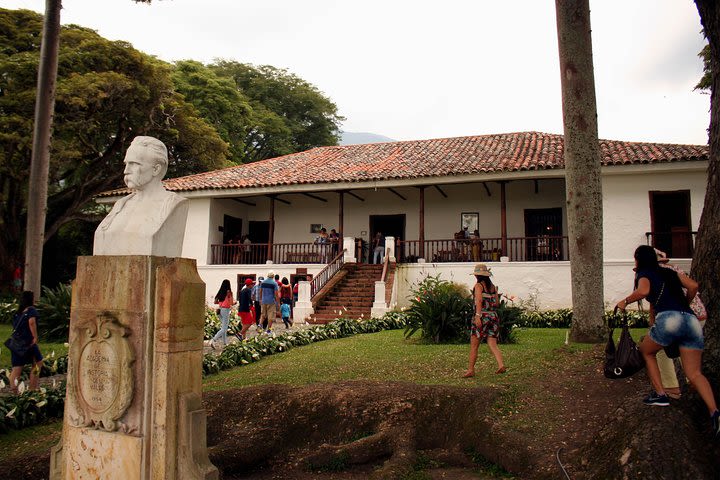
495;367;507;374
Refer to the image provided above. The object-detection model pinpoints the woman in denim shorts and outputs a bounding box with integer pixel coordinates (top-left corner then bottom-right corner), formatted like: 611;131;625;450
617;245;719;436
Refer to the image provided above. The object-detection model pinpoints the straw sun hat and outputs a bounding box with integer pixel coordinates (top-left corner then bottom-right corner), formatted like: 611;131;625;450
472;263;492;276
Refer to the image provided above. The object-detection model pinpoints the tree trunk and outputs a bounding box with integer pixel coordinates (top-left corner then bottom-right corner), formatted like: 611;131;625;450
555;0;605;343
692;0;720;386
24;0;61;296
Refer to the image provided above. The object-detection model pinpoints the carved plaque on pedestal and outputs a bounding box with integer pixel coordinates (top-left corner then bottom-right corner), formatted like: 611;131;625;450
68;312;134;432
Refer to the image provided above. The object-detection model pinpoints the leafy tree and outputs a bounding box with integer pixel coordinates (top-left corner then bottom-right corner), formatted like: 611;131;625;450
696;43;711;92
0;8;228;286
210;61;344;162
172;60;252;164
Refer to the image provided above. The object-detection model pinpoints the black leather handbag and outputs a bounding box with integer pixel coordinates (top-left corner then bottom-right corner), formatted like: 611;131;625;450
604;307;645;379
4;331;30;357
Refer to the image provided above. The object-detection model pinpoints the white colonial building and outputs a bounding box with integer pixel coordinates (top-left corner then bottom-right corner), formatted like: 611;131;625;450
98;131;707;320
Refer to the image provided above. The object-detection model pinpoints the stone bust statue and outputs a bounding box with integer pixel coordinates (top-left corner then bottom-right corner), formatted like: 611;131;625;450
93;136;189;257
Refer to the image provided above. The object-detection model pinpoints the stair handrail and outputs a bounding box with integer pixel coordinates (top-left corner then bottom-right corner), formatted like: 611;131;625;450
380;246;391;282
310;249;347;298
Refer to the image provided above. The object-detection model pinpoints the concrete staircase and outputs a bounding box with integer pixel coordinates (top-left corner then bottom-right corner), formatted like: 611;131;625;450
308;264;383;324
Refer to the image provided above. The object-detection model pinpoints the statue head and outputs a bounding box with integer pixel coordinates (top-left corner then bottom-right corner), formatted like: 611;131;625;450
123;136;169;190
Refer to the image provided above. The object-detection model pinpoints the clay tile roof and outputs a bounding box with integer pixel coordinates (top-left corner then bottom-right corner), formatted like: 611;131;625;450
101;131;708;196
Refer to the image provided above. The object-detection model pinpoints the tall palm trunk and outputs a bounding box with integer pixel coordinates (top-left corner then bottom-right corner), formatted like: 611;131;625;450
555;0;605;342
24;0;61;296
693;0;720;385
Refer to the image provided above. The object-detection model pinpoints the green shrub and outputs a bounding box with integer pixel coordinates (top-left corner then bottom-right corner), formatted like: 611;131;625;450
37;284;72;341
403;275;473;343
495;297;520;344
0;301;18;324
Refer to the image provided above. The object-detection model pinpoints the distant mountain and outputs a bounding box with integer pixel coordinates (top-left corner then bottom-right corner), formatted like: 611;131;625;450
340;131;395;146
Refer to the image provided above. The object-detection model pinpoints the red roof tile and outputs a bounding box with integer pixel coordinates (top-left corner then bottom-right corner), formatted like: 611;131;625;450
102;131;708;196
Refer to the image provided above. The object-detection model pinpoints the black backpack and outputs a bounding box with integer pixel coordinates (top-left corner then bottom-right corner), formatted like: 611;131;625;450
604;307;645;379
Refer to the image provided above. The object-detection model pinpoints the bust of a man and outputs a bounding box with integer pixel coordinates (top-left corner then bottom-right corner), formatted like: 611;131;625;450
93;136;189;257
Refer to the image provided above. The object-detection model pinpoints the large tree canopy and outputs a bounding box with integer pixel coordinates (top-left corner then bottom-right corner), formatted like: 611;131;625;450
210;61;344;162
0;8;345;288
0;8;228;284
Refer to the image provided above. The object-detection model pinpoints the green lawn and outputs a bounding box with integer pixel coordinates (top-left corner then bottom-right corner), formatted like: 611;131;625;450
203;328;596;391
0;326;645;464
0;324;69;370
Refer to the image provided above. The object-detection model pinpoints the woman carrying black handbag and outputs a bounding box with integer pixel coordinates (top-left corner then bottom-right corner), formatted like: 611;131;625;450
8;291;44;393
616;245;719;438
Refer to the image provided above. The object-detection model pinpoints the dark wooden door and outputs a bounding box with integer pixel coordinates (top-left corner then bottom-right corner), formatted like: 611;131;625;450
524;208;563;261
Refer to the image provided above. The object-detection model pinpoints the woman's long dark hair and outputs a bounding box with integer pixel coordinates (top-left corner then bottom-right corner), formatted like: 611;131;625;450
214;279;231;303
475;275;495;293
16;290;34;314
634;245;687;306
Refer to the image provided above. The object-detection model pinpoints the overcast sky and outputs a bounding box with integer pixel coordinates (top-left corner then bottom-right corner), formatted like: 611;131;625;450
2;0;709;145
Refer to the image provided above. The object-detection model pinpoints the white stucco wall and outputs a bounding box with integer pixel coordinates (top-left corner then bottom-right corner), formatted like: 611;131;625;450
182;198;212;265
602;168;707;260
394;259;692;310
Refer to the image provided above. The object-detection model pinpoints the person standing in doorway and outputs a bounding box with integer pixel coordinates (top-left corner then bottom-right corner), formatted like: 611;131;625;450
373;231;385;264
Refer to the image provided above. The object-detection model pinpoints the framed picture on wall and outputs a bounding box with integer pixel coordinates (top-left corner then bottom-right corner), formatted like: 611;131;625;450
461;212;479;234
310;223;323;234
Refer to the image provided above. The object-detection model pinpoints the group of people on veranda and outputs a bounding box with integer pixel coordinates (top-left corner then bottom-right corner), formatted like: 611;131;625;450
210;271;298;348
462;244;719;438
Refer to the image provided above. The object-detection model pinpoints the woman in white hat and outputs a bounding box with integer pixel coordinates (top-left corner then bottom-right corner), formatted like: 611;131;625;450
463;264;506;377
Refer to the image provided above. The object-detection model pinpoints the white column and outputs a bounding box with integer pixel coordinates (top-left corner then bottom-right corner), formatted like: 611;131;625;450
343;236;356;263
371;280;388;318
293;281;313;323
385;236;395;262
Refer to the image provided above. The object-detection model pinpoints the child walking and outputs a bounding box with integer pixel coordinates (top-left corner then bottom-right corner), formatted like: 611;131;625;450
280;302;292;329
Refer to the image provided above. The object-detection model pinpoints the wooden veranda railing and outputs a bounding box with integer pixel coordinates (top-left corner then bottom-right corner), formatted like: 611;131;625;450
395;236;569;263
210;242;341;265
310;249;346;298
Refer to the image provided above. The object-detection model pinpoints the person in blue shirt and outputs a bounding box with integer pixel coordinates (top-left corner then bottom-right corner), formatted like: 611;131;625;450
9;291;44;393
259;272;279;332
280;302;291;329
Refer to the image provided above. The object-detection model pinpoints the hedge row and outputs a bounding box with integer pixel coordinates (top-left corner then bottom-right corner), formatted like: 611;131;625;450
516;308;649;329
0;307;647;434
0;313;408;434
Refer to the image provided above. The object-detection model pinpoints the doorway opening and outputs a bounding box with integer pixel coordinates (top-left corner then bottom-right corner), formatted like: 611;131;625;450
649;190;693;257
524;208;563;261
367;214;405;263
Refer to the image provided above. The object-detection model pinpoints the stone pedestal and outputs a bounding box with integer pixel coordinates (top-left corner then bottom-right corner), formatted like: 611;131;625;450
292;281;314;323
50;256;217;480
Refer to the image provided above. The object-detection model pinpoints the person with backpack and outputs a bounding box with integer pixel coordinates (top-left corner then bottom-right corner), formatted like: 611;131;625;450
616;245;719;437
462;264;506;377
9;291;44;393
237;278;255;340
